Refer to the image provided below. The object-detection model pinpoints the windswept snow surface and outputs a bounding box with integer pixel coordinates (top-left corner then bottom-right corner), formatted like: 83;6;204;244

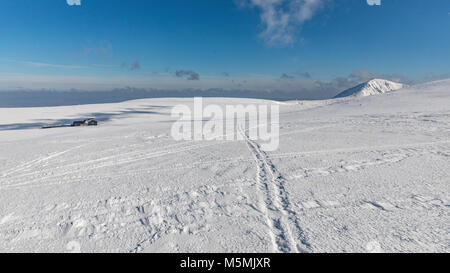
0;80;449;253
334;79;404;98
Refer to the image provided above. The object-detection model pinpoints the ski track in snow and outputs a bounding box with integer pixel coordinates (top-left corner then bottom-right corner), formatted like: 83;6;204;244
0;144;87;179
286;142;450;180
2;139;449;191
240;128;311;253
0;141;222;189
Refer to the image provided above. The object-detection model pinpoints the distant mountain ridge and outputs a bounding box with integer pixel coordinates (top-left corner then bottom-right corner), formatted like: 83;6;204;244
334;79;405;98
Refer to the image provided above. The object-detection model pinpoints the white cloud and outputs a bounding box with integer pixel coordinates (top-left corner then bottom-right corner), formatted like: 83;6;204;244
237;0;326;46
66;0;81;6
366;0;381;6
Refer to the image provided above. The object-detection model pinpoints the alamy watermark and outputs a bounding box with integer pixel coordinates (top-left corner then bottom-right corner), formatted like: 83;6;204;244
171;97;280;151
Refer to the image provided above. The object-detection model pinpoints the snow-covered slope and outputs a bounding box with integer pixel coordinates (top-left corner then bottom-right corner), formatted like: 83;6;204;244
0;80;449;253
334;79;405;98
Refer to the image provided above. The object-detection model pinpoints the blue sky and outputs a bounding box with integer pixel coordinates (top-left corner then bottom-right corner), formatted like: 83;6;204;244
0;0;449;98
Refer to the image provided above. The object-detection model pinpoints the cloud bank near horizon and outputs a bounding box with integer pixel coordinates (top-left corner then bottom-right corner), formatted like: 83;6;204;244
0;69;422;101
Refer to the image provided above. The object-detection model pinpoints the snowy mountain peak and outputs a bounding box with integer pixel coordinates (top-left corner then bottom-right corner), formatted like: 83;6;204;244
334;79;405;98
